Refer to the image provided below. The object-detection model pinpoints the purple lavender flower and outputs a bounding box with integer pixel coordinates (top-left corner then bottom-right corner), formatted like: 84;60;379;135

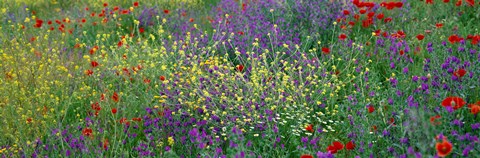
412;76;419;82
451;119;464;127
316;151;335;158
472;123;480;130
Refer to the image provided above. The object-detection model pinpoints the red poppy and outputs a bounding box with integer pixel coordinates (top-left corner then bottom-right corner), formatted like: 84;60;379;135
189;18;194;23
300;154;313;158
143;78;151;84
118;41;123;47
466;0;475;6
85;69;93;76
430;115;442;125
103;138;109;150
354;14;360;20
353;0;360;6
395;2;403;8
467;34;476;40
371;125;377;132
384;17;392;23
436;140;453;157
336;18;342;23
91;102;101;111
160;75;166;81
395;30;406;38
346;141;355;150
444;0;450;2
364;2;375;8
305;124;314;133
332;141;344;150
119;117;130;125
82;127;93;137
359;9;366;14
441;96;466;110
426;0;434;4
164;9;170;14
133;1;139;7
111;108;117;114
58;26;65;33
122;68;130;76
89;48;97;55
120;10;129;14
348;21;355;26
338;34;347;40
387;4;396;10
453;68;466;78
468;103;475;108
362;18;373;28
365;12;373;18
132;117;142;122
241;3;247;11
237;64;244;72
27;118;32;123
448;34;462;44
34;19;43;28
389;117;396;126
322;47;330;54
67;28;74;34
327;145;338;154
112;92;119;103
139;27;144;33
103;3;108;7
374;30;381;36
91;61;99;68
416;34;425;40
368;106;375;113
376;13;384;19
471;105;480;115
456;0;462;6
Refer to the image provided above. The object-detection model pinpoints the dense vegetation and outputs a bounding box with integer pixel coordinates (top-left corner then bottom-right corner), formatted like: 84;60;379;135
1;0;479;157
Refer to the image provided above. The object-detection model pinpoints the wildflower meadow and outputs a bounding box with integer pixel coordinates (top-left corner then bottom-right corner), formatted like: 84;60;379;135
1;0;479;157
